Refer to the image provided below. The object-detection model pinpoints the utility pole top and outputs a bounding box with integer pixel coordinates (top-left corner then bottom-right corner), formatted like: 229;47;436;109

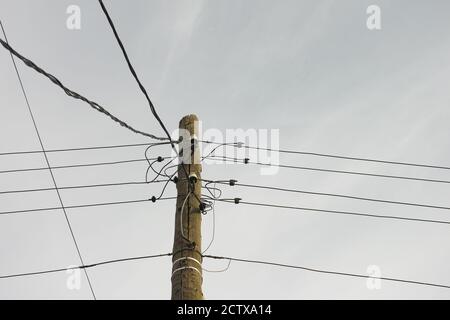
179;114;199;125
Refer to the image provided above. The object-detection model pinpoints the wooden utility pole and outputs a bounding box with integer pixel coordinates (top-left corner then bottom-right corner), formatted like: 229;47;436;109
171;114;204;300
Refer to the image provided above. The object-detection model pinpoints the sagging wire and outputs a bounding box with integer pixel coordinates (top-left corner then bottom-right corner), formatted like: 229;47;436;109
201;141;244;162
202;181;218;254
180;191;192;242
150;163;180;201
203;179;238;202
202;258;232;273
200;198;214;215
146;157;177;182
163;163;179;180
144;140;180;202
201;179;242;209
148;163;180;202
201;179;239;214
144;141;177;182
179;140;208;215
145;139;222;250
199;178;232;267
203;180;228;199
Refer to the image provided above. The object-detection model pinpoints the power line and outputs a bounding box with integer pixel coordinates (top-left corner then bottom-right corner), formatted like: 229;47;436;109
214;199;450;225
4;250;447;291
0;157;169;175
0;252;172;280
0;21;96;299
98;0;192;216
0;180;169;195
0;31;166;141
0;196;177;216
0;141;168;157
4;129;438;174
200;140;450;170
203;254;450;290
98;0;176;151
207;156;450;185
207;180;450;211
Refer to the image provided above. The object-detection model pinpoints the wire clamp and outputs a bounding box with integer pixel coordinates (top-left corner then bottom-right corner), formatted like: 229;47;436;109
189;173;198;184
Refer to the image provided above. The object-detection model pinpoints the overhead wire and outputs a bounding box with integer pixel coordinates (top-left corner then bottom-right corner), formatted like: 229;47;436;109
98;0;177;151
154;173;177;200
205;155;450;185
214;198;450;225
0;141;169;157
144;142;177;182
206;180;450;211
0;157;165;175
0;34;165;141
199;140;450;171
2;251;448;290
0;179;169;196
0;20;96;299
202;258;231;273
203;254;450;290
202;181;218;254
2;7;449;296
0;252;172;280
97;1;193;237
0;196;177;216
180;191;192;243
201;142;242;162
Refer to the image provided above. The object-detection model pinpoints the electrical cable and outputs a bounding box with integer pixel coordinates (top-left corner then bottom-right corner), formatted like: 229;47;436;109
0;33;164;141
180;191;192;242
0;21;97;299
201;142;242;162
0;179;169;195
203;182;223;200
215;199;450;225
202;258;231;273
202;181;217;254
98;0;177;151
206;156;450;185
3;251;448;290
203;254;450;290
0;197;177;216
154;172;178;200
0;141;170;157
145;154;176;182
144;142;171;182
0;252;172;279
199;140;450;171
206;180;450;211
0;157;163;175
163;163;179;179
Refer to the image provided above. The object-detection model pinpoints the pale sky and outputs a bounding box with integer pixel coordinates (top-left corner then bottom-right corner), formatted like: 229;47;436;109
0;0;449;299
